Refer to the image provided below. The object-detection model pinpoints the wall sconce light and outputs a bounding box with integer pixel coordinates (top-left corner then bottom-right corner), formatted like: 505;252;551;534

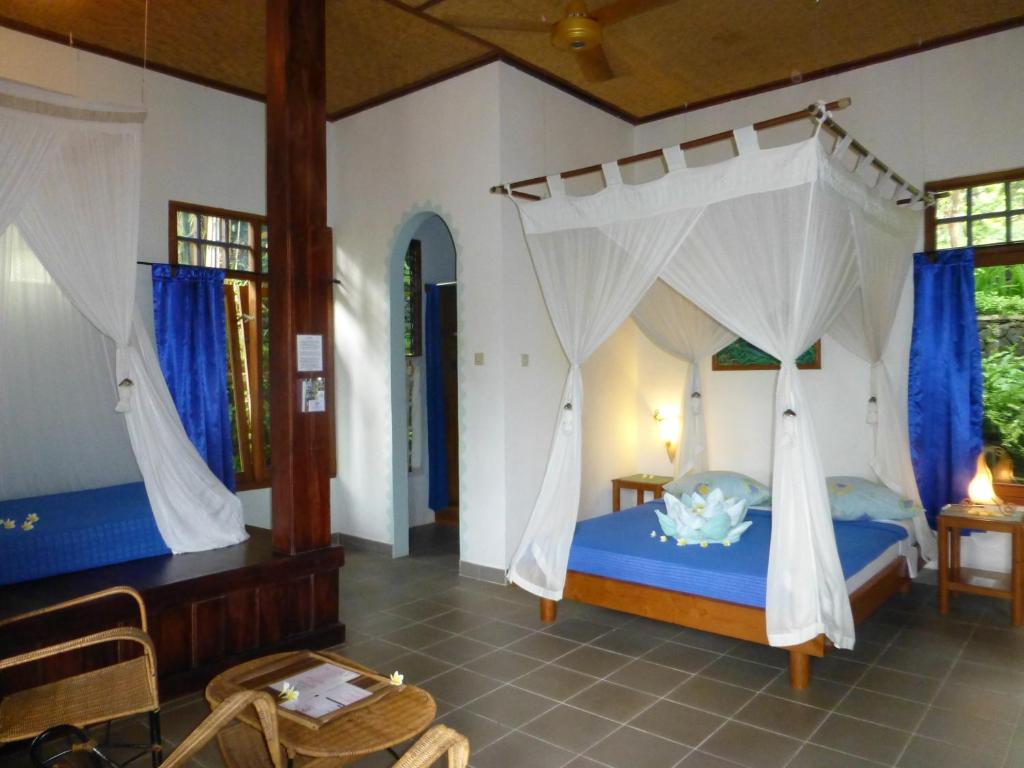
653;408;679;463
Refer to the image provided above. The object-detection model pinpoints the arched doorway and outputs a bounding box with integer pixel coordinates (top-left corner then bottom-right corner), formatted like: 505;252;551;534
388;211;460;558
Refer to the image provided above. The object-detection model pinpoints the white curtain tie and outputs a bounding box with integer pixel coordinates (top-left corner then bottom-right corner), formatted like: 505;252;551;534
856;152;874;174
662;145;686;172
114;343;134;413
690;390;702;414
733;125;759;155
812;100;831;135
546;175;565;198
601;162;622;187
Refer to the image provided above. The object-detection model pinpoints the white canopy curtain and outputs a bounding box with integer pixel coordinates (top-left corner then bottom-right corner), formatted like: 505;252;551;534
508;129;920;649
0;79;246;553
632;279;736;476
829;199;935;561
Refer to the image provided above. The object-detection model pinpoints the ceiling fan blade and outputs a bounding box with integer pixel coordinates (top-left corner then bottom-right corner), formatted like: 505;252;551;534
438;14;552;33
576;44;614;82
592;0;680;27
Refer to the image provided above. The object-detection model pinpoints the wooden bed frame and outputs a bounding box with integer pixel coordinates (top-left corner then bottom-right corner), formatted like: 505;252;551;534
539;555;909;689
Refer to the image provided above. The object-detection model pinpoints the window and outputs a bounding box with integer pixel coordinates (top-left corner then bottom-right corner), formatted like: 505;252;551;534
170;201;270;490
927;169;1024;502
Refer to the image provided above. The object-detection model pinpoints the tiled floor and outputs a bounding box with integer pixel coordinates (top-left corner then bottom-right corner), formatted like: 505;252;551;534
10;529;1024;768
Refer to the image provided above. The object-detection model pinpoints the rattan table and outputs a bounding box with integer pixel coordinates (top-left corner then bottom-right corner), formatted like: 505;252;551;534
205;651;436;767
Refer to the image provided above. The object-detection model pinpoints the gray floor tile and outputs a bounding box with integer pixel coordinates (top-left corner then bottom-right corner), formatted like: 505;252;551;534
629;699;725;747
387;599;452;621
424;608;494;633
556;645;632;677
543;618;612;643
668;675;756;716
521;703;621;753
677;751;746;767
932;680;1024;724
699;657;781;690
810;712;910;765
586;726;690;768
835;687;926;732
438;708;511;752
856;667;940;703
762;676;850;710
422;634;496;665
332;638;406;669
700;721;801;768
591;628;666;657
734;693;827;739
464;648;544;682
608;658;690;696
463;620;534;647
382;622;455;651
644;642;720;674
562;758;610;768
466;685;558;728
947;659;1024;695
811;655;869;686
915;706;1013;757
471;731;576;768
507;632;581;662
515;663;599;700
875;645;954;678
423;667;503;707
387;651;454;685
897;735;1002;768
787;743;886;768
568;680;659;722
726;642;788;669
671;628;741;653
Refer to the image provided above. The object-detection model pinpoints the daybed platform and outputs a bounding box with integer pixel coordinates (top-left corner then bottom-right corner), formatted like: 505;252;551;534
0;527;345;701
540;501;912;689
0;482;169;585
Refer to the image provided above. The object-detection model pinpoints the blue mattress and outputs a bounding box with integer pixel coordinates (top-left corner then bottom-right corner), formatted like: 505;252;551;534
0;483;170;585
567;501;907;608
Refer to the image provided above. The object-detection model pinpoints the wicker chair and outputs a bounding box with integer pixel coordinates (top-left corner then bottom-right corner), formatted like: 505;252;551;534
165;691;281;768
0;586;161;766
394;725;469;768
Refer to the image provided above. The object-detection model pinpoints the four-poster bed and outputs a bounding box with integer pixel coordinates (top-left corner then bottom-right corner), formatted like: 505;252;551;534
498;98;932;688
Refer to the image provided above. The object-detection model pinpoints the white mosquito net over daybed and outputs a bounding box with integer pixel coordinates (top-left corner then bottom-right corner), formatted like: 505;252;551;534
0;78;246;553
505;120;925;650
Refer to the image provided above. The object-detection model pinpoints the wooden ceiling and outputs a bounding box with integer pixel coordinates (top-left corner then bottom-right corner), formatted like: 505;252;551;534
0;0;1021;123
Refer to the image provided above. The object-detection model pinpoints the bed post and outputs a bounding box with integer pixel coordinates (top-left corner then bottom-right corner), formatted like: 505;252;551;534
540;598;558;623
788;651;811;689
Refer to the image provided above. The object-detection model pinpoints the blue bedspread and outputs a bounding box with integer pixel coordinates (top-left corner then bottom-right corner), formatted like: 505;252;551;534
567;501;907;608
0;483;170;585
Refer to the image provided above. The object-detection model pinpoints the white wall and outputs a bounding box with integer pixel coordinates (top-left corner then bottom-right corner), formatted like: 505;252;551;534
0;26;271;523
407;215;457;528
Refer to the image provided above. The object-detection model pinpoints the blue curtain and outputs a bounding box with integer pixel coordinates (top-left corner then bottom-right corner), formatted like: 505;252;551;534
425;284;449;511
152;265;236;491
908;248;983;526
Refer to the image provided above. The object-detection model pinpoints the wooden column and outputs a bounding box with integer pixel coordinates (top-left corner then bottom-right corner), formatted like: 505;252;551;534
266;0;332;554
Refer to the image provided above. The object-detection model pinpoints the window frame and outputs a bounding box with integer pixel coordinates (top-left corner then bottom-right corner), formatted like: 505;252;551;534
168;200;270;491
925;166;1024;268
926;169;1024;504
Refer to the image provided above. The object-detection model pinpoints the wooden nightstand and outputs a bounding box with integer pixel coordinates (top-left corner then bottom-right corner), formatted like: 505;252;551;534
938;504;1024;625
612;474;673;512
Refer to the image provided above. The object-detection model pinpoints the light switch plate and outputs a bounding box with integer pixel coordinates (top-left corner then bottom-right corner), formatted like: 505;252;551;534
521;354;529;367
474;352;485;366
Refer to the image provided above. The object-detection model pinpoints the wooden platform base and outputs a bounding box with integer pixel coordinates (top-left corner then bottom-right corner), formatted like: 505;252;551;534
0;527;345;701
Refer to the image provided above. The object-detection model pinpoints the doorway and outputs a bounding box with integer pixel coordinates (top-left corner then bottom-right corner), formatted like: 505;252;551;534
389;212;460;559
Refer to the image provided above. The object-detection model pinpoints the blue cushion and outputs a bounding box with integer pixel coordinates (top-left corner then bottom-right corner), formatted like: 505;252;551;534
663;471;770;507
827;476;922;521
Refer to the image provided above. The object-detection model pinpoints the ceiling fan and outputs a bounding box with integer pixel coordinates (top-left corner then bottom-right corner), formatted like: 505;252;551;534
439;0;679;82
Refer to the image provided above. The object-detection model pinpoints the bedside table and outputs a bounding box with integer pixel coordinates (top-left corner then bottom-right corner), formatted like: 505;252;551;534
938;504;1024;625
612;474;673;512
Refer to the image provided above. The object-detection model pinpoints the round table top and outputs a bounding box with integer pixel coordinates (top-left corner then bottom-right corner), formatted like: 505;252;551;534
205;650;436;760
